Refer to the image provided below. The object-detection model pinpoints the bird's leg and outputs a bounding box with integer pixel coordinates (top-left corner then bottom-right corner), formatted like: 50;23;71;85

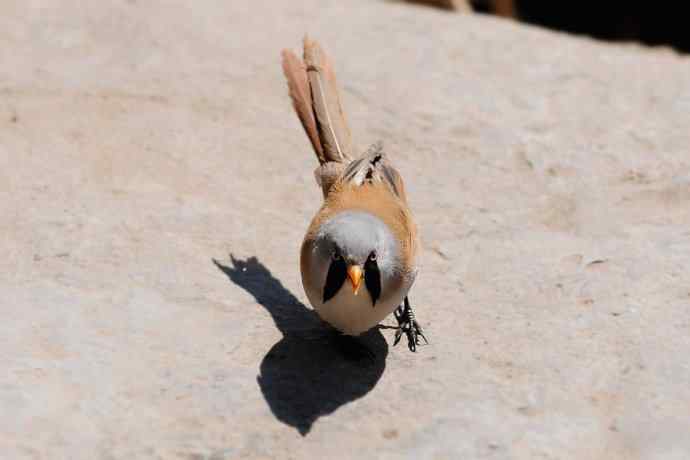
393;297;428;352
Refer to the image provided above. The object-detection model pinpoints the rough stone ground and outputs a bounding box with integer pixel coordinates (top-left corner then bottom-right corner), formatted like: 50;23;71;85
2;1;690;459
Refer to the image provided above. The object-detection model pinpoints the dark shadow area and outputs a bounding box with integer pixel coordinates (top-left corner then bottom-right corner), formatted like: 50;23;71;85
394;1;690;52
213;255;388;435
473;1;690;53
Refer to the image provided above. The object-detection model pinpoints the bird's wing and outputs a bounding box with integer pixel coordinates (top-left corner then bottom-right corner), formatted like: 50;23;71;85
340;143;408;204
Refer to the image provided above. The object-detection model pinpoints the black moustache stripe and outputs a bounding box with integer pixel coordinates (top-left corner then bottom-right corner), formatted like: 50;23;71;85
323;258;347;303
364;258;381;307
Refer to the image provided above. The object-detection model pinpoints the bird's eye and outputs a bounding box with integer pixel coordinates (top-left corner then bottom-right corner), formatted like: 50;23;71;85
332;251;341;261
368;251;377;262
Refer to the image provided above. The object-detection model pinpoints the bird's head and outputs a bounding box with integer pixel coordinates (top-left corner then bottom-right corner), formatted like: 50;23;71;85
303;210;400;307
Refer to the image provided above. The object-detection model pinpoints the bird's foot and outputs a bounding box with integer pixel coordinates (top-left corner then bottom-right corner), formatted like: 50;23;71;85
392;297;428;352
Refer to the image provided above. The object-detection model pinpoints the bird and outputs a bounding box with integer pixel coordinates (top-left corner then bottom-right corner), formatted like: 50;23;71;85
281;38;427;352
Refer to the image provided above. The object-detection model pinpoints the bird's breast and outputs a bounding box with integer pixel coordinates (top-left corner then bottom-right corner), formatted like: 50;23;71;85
304;277;409;336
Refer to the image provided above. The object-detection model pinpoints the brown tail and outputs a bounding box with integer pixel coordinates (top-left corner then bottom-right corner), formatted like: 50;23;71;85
281;37;353;164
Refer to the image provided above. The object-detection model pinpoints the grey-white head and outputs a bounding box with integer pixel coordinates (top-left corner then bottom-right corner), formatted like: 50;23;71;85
302;210;403;308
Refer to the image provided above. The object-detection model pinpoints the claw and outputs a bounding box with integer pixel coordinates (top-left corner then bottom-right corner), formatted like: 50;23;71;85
408;335;416;352
414;321;429;344
393;328;403;346
390;297;428;352
419;333;429;345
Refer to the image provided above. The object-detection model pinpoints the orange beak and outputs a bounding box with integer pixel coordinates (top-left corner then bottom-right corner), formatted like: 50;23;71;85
347;265;363;295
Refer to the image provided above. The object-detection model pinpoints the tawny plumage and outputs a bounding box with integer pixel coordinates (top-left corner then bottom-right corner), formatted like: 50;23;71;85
282;38;426;351
302;37;353;163
306;149;418;272
280;49;323;161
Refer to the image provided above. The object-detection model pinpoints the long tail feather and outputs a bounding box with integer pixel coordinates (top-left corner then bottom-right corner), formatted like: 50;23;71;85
282;37;353;166
281;49;325;162
303;37;353;163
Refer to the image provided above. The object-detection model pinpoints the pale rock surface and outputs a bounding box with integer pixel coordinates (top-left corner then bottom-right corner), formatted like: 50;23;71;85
404;0;473;12
2;1;690;459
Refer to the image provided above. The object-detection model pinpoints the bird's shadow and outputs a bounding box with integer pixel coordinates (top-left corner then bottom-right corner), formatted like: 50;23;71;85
213;255;388;435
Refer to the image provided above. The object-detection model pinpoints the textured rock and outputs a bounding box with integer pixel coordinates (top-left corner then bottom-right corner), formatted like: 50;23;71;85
2;1;690;459
405;0;472;12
